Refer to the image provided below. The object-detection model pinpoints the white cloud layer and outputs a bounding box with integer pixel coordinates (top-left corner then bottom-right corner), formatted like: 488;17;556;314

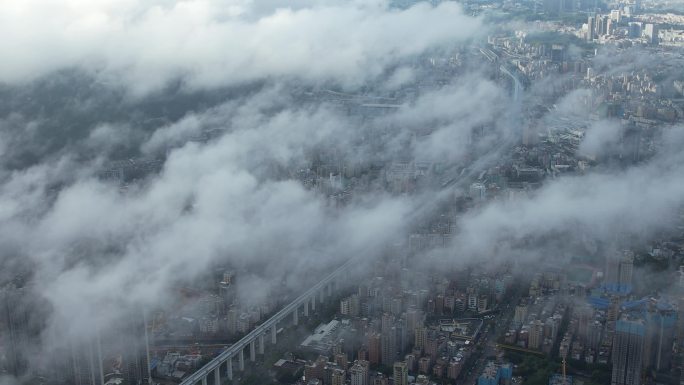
0;0;482;94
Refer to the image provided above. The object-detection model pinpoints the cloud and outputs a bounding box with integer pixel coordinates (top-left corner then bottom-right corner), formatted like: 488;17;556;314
577;119;623;157
393;78;507;163
0;80;444;356
451;123;684;263
3;2;683;382
552;88;593;117
0;70;510;350
383;66;417;91
0;0;483;95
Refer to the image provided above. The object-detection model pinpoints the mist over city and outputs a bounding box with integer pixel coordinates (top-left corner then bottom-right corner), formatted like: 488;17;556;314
1;1;684;385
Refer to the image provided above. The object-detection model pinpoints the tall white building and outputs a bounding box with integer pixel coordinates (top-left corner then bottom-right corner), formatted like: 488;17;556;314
644;24;658;45
393;361;408;385
350;360;369;385
469;183;486;202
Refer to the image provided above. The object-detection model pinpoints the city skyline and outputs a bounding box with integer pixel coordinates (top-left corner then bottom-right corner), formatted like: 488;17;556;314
1;0;684;385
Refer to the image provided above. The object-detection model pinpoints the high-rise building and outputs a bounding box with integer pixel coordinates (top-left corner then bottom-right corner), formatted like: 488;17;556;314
381;327;398;367
66;309;152;385
218;271;236;307
305;356;327;383
405;354;416;373
381;313;394;333
334;353;348;369
331;368;346;385
357;347;368;362
577;306;591;341
448;359;463;380
372;373;389;385
477;295;489;313
514;304;528;326
604;251;634;294
619;254;634;290
424;333;443;358
350;360;369;385
368;333;381;365
467;287;478;310
0;285;56;380
226;307;239;333
74;310;152;385
0;286;33;378
528;320;544;350
644;24;658;45
588;321;603;350
393;361;408;385
644;307;676;371
395;317;409;354
435;294;444;315
418;357;431;374
612;317;645;385
415;326;427;351
610;9;622;22
69;337;105;385
598;15;609;35
603;253;620;286
406;307;423;340
469;183;486;202
587;16;596;41
340;295;360;316
677;297;684;345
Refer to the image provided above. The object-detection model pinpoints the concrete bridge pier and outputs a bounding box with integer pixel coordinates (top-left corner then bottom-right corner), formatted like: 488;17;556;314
271;325;277;344
227;356;233;380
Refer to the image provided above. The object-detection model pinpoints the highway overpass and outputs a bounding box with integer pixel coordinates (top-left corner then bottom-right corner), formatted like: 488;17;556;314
179;258;355;385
